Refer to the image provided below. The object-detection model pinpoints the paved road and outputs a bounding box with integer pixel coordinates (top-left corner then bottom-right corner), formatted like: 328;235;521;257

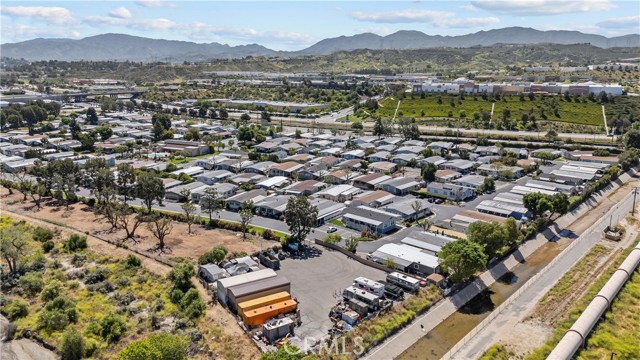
447;193;636;359
76;188;292;234
364;168;637;360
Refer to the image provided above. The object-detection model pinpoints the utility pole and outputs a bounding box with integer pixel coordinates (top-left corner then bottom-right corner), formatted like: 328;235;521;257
633;188;638;216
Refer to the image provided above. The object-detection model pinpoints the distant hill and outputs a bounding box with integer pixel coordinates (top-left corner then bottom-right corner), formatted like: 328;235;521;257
299;27;640;55
1;27;638;61
0;33;281;62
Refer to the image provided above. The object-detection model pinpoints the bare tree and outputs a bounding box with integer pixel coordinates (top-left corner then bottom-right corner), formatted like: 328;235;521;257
116;205;146;242
147;216;173;253
239;201;254;240
181;198;197;235
30;182;47;210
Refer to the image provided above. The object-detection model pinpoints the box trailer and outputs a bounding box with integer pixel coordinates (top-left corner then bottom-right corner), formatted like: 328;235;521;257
216;269;277;305
386;272;420;292
343;286;381;310
228;276;291;311
353;277;385;297
348;298;369;317
237;292;291;315
242;299;298;327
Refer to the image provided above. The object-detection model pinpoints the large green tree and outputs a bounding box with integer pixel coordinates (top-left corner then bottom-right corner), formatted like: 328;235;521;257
284;196;318;243
438;239;487;283
421;163;437;183
135;171;165;214
466;221;507;258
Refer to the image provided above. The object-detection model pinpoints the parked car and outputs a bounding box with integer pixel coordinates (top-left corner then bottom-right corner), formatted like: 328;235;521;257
327;226;338;233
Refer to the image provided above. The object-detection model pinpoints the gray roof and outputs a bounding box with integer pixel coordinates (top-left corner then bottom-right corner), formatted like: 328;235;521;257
226;189;267;203
384;198;431;216
343;205;399;226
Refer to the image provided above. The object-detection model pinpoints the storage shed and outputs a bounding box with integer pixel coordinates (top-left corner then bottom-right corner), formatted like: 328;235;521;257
227;276;291;311
216;269;277;305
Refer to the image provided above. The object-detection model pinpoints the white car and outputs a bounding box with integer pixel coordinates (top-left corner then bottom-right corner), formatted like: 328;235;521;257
326;226;338;233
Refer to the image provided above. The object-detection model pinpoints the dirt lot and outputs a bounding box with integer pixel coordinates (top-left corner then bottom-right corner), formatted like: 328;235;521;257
0;189;262;360
1;189;276;264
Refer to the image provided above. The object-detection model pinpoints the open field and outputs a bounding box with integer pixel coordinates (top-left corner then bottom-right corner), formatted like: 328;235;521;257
1;189;272;264
374;94;604;127
0;193;262;359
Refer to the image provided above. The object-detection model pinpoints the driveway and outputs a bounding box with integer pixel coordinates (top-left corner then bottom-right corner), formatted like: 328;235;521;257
277;248;386;350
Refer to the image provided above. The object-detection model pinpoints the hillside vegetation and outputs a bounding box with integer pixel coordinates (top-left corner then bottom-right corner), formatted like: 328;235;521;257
0;216;211;359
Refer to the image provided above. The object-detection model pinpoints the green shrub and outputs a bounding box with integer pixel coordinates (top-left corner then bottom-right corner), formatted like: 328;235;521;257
19;272;44;296
2;299;29;320
167;263;195;292
198;245;228;265
33;226;55;242
84;267;110;285
36;297;78;331
40;280;63;302
63;234;88;252
118;333;188;360
99;312;127;343
42;240;55;253
170;289;184;304
324;233;342;244
125;254;141;268
61;327;84;360
180;288;205;319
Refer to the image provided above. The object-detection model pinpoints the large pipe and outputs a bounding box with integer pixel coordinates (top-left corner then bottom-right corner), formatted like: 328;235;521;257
547;245;640;360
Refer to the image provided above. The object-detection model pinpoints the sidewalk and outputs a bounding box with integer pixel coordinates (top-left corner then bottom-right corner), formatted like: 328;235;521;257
364;170;637;360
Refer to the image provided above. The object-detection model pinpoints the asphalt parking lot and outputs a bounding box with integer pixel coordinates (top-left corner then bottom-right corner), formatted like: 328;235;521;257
277;247;386;348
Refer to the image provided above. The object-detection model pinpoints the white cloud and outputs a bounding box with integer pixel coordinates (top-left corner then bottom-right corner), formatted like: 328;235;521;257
440;17;500;28
0;6;73;25
351;9;455;24
1;23;81;42
109;7;132;19
470;0;616;16
459;4;478;11
185;22;316;46
597;16;640;29
84;15;176;31
136;0;175;8
350;9;499;28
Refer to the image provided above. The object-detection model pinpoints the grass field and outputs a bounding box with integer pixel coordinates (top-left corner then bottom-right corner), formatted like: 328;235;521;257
525;237;640;360
574;273;640;360
374;94;604;127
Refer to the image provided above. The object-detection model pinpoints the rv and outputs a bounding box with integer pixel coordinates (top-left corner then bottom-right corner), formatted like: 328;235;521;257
342;286;381;309
386;272;421;292
353;277;385;297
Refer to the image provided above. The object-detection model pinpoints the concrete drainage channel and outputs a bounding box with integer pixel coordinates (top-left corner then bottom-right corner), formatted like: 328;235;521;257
398;192;634;360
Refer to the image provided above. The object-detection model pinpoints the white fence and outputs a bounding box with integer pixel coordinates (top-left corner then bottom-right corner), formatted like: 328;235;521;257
440;192;633;360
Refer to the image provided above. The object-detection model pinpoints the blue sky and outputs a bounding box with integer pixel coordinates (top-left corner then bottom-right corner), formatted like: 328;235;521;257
1;0;639;50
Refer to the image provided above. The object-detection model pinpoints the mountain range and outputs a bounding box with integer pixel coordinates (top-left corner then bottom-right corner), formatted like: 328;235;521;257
1;27;638;62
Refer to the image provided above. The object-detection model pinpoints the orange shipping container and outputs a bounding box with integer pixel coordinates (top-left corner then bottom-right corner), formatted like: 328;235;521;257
237;292;291;314
242;299;298;327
